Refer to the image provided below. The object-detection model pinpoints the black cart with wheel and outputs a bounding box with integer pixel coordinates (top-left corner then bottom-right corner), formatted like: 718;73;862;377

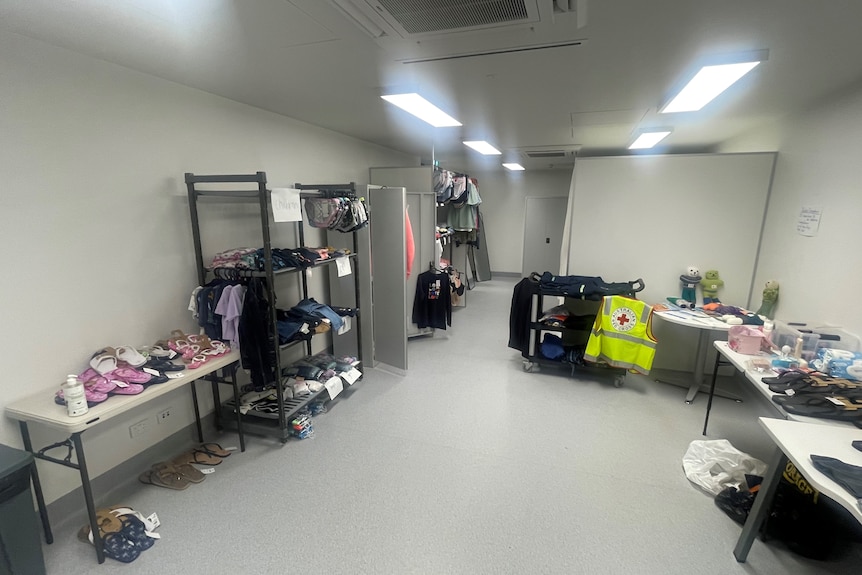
516;272;645;387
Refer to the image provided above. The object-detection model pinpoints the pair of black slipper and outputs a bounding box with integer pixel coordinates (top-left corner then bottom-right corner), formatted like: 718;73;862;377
772;393;862;427
763;370;861;395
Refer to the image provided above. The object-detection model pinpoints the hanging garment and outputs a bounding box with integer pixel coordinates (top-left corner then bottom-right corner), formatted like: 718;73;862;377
412;270;452;329
405;207;415;278
507;275;540;358
584;295;657;375
239;278;278;391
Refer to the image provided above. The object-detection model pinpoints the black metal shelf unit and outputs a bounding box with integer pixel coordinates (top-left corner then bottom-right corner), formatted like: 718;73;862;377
185;172;364;442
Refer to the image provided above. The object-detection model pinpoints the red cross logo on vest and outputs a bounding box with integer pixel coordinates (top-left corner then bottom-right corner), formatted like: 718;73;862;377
611;307;637;332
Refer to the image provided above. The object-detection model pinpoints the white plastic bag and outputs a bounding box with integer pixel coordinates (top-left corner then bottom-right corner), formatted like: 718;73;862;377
682;439;767;496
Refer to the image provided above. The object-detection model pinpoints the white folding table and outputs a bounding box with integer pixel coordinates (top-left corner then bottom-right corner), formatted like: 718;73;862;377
734;417;862;561
4;350;242;564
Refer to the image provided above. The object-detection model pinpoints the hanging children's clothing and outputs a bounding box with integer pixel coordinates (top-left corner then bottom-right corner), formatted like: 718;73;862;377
412;269;452;330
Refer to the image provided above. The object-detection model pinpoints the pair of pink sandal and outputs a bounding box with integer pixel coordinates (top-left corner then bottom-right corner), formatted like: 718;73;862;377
166;330;229;370
79;366;150;395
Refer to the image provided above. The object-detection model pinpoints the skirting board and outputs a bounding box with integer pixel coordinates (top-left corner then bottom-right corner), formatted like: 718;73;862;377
490;271;521;278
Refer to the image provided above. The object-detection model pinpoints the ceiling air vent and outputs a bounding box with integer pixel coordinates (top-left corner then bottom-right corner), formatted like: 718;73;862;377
376;0;530;34
330;0;539;38
524;150;568;158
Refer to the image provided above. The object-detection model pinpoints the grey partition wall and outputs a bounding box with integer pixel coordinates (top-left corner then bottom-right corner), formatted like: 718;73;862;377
366;185;409;371
369;167;438;339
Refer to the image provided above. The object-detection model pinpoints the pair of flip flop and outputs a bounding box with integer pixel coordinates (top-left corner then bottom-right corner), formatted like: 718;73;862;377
139;461;205;490
77;506;157;563
773;393;862;425
89;346;148;375
173;442;232;466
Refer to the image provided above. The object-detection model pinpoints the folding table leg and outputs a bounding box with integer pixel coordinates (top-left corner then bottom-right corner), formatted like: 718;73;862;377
734;448;786;562
71;433;105;564
18;421;53;544
702;352;723;435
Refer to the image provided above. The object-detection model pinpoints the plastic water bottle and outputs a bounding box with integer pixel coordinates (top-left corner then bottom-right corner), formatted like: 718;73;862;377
63;375;89;417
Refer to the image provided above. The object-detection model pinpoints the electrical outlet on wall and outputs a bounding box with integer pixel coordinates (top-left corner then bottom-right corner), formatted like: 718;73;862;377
157;407;172;424
129;419;151;438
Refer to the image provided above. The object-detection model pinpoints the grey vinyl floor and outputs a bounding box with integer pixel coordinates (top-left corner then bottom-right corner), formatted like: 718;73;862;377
42;278;862;574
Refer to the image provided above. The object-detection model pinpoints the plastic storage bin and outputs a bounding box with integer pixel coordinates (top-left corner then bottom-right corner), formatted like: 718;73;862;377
771;321;820;360
811;326;862;353
0;443;47;575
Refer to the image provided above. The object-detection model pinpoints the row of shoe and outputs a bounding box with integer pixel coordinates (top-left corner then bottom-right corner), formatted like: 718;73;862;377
138;442;232;490
55;333;231;408
151;330;229;369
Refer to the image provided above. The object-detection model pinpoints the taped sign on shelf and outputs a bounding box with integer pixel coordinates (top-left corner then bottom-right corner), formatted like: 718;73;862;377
271;188;302;222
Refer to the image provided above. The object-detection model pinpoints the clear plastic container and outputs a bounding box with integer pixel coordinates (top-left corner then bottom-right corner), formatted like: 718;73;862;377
772;321;820;360
811;326;861;353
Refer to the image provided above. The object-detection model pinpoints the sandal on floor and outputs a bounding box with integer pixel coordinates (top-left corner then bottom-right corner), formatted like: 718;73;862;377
174;462;206;483
198;442;231;457
146;462;192;490
173;449;222;466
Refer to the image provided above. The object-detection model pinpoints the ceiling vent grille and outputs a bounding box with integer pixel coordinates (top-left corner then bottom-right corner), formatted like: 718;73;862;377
524;150;568;158
375;0;530;35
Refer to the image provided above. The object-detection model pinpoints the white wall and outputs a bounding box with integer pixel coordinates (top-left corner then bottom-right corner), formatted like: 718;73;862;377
561;154;776;372
0;31;414;503
752;84;862;335
473;168;572;274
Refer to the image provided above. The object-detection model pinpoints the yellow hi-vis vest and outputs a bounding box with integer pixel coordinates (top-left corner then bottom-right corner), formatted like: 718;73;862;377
584;295;657;375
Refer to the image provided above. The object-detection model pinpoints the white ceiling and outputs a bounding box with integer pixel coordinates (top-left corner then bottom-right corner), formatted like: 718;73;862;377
3;0;862;173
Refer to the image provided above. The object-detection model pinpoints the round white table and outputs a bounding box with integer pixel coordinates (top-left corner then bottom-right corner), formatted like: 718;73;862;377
654;309;733;403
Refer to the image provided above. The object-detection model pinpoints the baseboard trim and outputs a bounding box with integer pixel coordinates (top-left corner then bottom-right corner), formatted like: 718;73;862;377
490;271;521;278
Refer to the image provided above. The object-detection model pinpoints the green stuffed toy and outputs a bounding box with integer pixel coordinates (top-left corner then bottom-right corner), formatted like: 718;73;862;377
756;279;780;319
700;270;724;304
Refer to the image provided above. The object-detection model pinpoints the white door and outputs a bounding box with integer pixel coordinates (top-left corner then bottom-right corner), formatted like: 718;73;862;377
522;197;568;278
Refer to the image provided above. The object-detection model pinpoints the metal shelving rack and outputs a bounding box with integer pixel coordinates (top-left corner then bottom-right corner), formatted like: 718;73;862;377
185;172;363;442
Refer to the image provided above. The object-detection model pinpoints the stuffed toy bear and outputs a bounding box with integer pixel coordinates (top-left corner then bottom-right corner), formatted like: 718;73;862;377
679;266;702;308
756;280;780;319
700;269;724;305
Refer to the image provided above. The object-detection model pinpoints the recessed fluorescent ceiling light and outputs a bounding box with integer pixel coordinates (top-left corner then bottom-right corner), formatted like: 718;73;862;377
628;131;672;150
463;141;502;155
380;93;461;127
661;61;761;113
502;163;525;171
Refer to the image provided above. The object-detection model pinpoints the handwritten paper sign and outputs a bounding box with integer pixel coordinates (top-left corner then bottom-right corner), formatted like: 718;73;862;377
271;188;302;222
335;256;351;277
797;206;823;237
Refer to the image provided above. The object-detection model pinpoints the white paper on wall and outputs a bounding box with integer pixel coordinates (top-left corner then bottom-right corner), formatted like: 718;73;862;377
797;206;823;236
271;188;302;222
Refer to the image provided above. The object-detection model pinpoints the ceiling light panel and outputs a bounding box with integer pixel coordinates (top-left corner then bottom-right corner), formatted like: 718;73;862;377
628;131;671;149
381;93;461;127
661;62;761;113
463;141;502;155
503;163;525;171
